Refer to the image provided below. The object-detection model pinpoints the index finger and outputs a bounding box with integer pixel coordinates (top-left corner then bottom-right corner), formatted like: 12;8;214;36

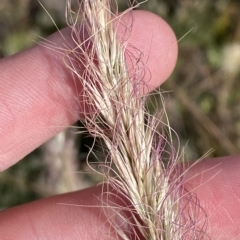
0;10;178;171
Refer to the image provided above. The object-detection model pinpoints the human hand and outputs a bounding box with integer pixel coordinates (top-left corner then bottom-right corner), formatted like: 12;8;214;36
0;10;239;239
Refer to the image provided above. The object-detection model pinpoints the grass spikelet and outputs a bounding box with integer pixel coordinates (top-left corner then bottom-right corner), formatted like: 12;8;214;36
64;0;209;239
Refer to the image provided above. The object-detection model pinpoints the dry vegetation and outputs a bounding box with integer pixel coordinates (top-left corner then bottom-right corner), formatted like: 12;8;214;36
0;0;239;211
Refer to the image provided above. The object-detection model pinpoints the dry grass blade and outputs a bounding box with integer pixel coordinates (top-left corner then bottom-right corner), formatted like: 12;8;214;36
64;0;209;239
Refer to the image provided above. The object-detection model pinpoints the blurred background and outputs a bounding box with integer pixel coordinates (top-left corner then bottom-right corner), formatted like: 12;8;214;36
0;0;239;209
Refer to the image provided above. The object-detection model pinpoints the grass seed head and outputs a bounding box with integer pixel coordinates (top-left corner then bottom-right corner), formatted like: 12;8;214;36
63;0;209;239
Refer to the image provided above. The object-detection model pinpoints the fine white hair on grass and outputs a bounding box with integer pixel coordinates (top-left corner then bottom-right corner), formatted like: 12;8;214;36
58;0;209;239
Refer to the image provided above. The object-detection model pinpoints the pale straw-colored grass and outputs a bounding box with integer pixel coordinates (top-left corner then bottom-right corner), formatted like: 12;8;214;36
63;0;208;239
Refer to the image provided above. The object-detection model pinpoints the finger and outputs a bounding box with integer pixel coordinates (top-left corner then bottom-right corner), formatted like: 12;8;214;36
0;10;178;171
0;186;134;240
1;155;239;239
185;154;240;239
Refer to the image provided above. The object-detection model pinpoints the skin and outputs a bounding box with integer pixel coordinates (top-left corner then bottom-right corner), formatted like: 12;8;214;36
0;10;239;239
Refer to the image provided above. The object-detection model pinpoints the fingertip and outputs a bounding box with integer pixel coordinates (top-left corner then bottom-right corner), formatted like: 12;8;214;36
124;10;178;88
0;10;178;170
185;154;240;239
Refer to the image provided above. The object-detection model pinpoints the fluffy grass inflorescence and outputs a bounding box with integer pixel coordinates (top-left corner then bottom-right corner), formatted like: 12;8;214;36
63;0;208;239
